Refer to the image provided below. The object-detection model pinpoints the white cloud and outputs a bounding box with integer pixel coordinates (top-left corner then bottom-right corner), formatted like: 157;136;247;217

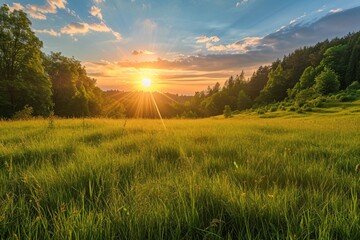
61;22;109;35
111;31;122;41
61;22;122;41
90;6;103;20
289;13;306;25
11;0;68;20
330;8;343;13
276;26;286;32
236;0;249;7
206;37;264;53
94;0;105;3
33;28;61;37
196;36;220;43
7;3;24;11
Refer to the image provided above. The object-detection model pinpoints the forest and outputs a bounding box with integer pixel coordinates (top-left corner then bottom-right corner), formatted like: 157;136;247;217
1;4;360;119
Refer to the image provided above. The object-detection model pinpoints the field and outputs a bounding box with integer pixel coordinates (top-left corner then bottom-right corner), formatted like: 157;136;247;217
1;102;360;239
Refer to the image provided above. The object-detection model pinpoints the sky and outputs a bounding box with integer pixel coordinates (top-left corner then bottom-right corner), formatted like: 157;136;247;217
4;0;360;94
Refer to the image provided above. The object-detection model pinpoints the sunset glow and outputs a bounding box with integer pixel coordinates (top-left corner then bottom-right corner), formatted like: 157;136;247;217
142;78;152;89
5;0;360;94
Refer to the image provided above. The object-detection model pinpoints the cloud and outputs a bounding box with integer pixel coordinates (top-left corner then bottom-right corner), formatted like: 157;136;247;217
206;37;264;53
236;0;249;7
84;6;360;93
7;3;24;11
90;6;103;20
132;50;155;56
196;36;220;43
330;8;343;13
112;6;360;72
61;22;122;40
93;0;105;3
33;28;61;37
289;13;306;25
7;0;70;20
116;52;274;72
276;26;286;32
25;0;67;20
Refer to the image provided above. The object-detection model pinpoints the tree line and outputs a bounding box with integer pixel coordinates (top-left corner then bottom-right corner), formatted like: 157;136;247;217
175;31;360;117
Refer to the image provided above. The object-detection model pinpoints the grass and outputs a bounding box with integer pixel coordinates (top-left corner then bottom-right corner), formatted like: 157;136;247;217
0;102;360;239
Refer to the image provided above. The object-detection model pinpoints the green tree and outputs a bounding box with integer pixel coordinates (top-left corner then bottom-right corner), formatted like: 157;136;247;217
246;65;272;100
320;44;349;89
43;52;103;117
345;37;360;85
223;105;232;118
0;5;52;117
289;66;317;98
237;90;252;110
314;68;340;95
256;64;289;104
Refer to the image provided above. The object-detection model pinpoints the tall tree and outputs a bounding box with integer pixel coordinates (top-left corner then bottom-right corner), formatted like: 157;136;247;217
0;5;52;117
320;44;349;89
345;36;360;85
43;52;103;117
256;64;289;104
314;68;340;95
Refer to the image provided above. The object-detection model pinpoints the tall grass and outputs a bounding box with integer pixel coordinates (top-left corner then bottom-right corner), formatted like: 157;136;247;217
0;109;359;239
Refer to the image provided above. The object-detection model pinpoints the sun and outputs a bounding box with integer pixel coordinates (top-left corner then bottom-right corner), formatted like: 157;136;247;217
142;78;152;88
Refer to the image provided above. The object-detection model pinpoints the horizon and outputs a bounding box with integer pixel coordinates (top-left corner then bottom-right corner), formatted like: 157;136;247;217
4;0;360;94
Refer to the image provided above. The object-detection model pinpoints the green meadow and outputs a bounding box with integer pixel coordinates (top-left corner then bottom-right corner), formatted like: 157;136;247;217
1;101;360;239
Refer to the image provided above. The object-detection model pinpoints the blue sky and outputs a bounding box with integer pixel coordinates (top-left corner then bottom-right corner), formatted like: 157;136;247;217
4;0;360;93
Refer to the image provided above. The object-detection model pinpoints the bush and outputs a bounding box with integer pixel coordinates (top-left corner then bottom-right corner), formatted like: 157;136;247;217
288;106;296;112
223;105;232;118
303;107;313;112
270;106;277;112
346;81;360;91
314;68;340;95
12;105;33;120
181;111;198;119
295;88;319;106
256;108;265;114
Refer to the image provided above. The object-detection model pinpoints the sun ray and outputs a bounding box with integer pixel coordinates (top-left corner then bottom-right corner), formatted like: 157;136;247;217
150;92;166;130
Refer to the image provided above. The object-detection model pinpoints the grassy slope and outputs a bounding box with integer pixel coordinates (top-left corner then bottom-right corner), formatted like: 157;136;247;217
0;101;359;239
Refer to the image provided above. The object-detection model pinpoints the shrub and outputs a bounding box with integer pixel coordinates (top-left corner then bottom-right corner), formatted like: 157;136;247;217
270;106;277;112
12;105;33;120
256;109;265;115
314;68;340;95
346;81;360;91
288;106;296;112
295;88;319;106
181;111;198;119
223;105;232;118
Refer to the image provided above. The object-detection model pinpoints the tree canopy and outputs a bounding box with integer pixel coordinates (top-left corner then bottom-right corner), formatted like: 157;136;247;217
0;5;52;118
